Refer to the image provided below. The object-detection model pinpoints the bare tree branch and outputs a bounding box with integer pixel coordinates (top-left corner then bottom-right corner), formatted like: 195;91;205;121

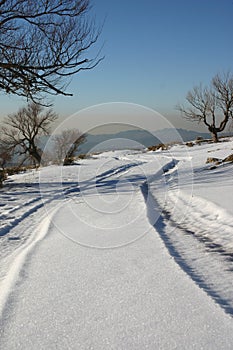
52;129;86;165
0;0;103;101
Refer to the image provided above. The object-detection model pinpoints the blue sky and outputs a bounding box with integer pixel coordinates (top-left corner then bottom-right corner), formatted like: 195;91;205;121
1;0;233;132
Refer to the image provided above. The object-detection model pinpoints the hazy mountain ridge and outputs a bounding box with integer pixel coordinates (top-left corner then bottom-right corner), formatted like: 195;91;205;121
78;128;211;154
29;128;231;159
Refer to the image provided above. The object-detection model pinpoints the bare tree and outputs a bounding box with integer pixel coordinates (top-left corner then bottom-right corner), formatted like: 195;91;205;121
1;102;58;165
0;0;102;102
177;72;233;142
53;129;86;165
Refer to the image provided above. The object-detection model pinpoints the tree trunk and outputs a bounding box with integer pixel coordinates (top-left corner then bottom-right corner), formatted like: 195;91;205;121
211;130;219;143
208;125;219;143
29;148;42;165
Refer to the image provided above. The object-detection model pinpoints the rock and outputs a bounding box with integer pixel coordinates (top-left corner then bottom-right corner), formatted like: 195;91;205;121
223;154;233;163
148;143;168;151
206;157;220;164
196;136;204;141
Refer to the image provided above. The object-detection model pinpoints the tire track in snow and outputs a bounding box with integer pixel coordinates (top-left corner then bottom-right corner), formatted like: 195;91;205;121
0;183;80;238
144;177;233;316
0;204;61;320
162;190;233;262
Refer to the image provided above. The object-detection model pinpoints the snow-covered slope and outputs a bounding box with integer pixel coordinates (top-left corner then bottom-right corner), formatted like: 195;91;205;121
0;138;233;349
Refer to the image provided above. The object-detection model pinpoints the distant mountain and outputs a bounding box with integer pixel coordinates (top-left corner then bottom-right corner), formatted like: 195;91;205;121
78;129;160;154
154;128;211;144
36;128;233;157
77;128;211;154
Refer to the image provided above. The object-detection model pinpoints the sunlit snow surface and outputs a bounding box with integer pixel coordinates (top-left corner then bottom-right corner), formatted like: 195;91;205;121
0;138;233;348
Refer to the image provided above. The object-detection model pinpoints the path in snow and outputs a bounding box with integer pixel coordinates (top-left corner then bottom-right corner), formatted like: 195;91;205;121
1;182;233;349
0;166;83;284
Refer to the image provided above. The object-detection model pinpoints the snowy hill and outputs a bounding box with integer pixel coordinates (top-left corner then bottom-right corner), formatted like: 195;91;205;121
0;137;233;349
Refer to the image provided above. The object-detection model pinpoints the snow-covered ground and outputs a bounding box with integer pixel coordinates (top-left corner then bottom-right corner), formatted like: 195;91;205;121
0;137;233;349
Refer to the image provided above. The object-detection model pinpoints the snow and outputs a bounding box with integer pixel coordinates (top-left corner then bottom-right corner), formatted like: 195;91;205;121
0;137;233;348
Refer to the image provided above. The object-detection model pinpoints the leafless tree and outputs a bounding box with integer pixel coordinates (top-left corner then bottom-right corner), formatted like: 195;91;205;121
177;72;233;142
1;102;58;165
0;0;102;102
53;129;86;165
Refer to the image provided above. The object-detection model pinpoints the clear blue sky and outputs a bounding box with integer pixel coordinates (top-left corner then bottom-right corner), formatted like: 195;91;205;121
1;0;233;132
